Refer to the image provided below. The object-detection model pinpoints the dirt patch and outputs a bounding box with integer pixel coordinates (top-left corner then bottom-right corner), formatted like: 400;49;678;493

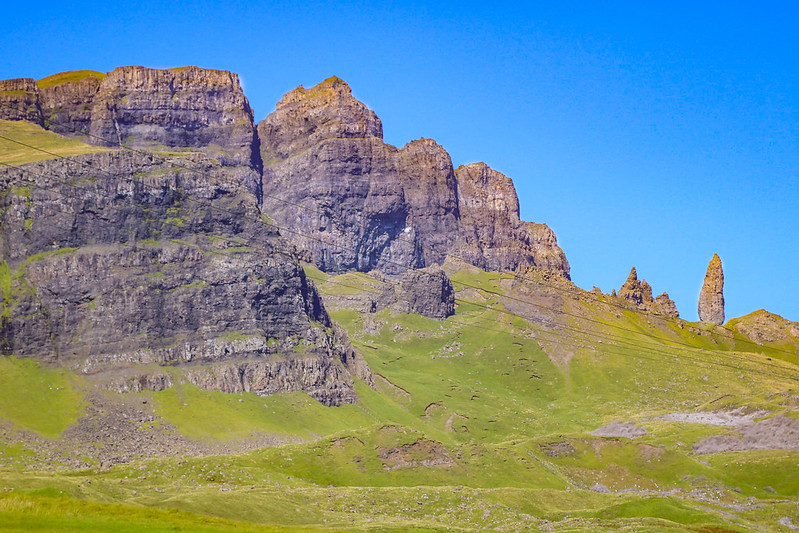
693;415;799;454
378;438;454;470
445;413;469;433
592;421;647;438
656;408;769;426
540;441;575;458
329;436;364;449
423;403;442;418
637;443;665;461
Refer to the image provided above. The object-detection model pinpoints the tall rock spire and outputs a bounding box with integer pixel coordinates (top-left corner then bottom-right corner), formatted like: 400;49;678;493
698;254;725;324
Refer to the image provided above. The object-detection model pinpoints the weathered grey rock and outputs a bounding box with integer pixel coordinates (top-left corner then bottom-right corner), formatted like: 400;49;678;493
0;149;370;405
258;77;570;278
0;78;42;124
1;67;259;171
455;163;569;273
38;71;105;137
386;266;455;320
616;267;679;318
727;309;799;346
698;254;724;324
89;66;259;168
654;292;679;318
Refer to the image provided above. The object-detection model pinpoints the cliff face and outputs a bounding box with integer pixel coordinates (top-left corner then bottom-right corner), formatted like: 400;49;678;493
455;163;569;273
257;77;570;278
0;148;368;406
698;254;725;325
0;67;576;404
0;78;42;124
1;67;258;170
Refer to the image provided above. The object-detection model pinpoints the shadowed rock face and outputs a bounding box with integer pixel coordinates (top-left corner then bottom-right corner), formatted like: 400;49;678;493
257;77;570;278
0;78;42;124
38;72;104;137
385;266;455;320
0;150;369;405
698;254;725;324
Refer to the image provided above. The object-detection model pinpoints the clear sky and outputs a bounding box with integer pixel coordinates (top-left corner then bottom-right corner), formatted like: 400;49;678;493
3;1;797;321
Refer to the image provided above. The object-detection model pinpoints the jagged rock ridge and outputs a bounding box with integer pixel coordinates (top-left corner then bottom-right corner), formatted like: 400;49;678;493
616;267;679;318
257;77;570;278
698;254;725;325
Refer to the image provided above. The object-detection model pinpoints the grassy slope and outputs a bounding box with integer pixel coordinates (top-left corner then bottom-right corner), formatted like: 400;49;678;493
36;70;106;89
0;119;108;164
0;267;797;531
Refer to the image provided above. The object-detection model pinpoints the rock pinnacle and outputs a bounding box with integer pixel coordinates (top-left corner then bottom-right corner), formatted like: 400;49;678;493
698;254;725;324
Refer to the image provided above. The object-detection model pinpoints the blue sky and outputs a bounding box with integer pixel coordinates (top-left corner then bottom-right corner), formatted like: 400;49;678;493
3;1;797;321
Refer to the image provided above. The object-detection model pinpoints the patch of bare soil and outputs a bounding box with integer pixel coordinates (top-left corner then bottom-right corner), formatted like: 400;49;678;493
656;408;769;426
540;441;575;458
423;403;442;417
637;443;666;461
592;421;648;438
378;438;454;470
693;415;799;454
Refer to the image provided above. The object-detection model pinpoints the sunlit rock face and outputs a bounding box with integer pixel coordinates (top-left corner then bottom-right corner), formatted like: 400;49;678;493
257;77;570;278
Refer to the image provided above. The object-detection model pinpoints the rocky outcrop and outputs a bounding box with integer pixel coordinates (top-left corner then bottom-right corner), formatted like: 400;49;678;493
698;254;724;324
616;267;679;318
314;267;455;321
257;77;569;278
1;67;258;170
455;163;569;273
727;310;799;346
0;149;369;405
0;78;41;124
383;266;455;320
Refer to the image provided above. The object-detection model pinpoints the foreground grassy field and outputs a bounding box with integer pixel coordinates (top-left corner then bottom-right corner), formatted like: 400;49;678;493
0;265;797;531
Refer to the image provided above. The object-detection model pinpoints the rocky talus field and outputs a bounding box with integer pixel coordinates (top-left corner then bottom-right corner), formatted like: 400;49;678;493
0;67;797;532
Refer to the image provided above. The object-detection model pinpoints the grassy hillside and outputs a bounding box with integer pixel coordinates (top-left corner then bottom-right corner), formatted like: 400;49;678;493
0;265;797;531
0;119;108;165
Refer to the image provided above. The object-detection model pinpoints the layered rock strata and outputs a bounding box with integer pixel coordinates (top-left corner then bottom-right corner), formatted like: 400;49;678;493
616;267;679;318
698;254;725;324
257;77;570;278
0;67;258;170
0;149;369;405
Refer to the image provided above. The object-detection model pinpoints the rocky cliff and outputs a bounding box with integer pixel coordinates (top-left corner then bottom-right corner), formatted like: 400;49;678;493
698;254;725;324
0;78;42;124
257;77;570;278
0;67;258;171
0;126;369;406
616;267;679;318
0;67;579;404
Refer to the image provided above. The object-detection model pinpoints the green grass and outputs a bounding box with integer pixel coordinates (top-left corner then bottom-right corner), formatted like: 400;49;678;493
150;383;376;441
0;264;797;531
0;492;298;532
0;119;109;164
0;357;83;437
36;70;106;89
